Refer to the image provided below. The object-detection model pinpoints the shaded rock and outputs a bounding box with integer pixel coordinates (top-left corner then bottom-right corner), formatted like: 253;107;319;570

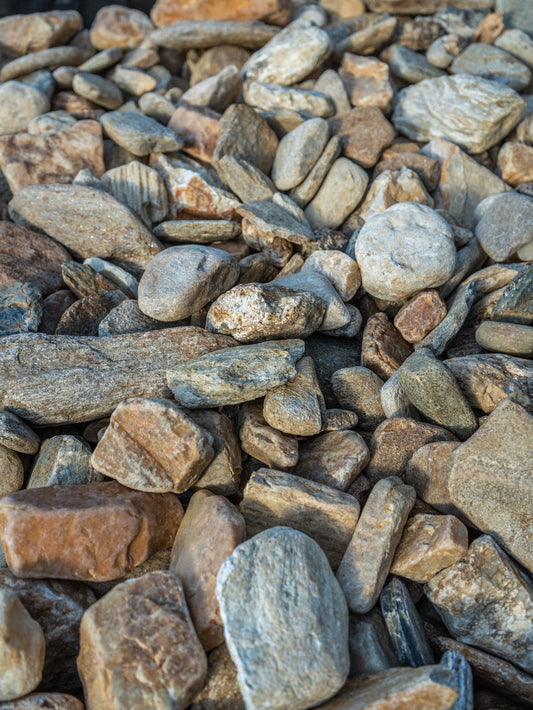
189;44;251;86
28;435;99;489
374;152;440;193
0;11;82;57
189;410;242;496
475;321;533;358
0;412;39;456
237;199;313;247
168;102;221;164
0;82;50;137
314;69;351;117
100;161;168;227
0;281;41;335
100;110;183;156
272;118;329;192
217;527;350;710
439;649;473;710
385;43;445;83
154;219;241;244
305;158;368;230
241;468;360;571
358;167;434;222
216;155;275;203
394;290;447;344
61;262;119;299
190;643;244;710
321;409;359;432
340;53;393;112
332;367;386;430
348;609;398;677
0;694;84;709
336;14;398;57
0;47;84;84
275;271;351;331
244;81;334;119
39;290;76;334
491;268;533;325
239;401;298;470
214;103;278;175
0;446;23;500
108;65;157;96
361;312;413;381
404;441;463;518
72;72;123;110
451;43;531;91
474;192;533;261
90;5;154;50
294;430;369;491
301;250;360;302
328;106;395;168
83;257;138;299
151;21;279;51
289;136;342;208
97;299;181;336
55;290;127;336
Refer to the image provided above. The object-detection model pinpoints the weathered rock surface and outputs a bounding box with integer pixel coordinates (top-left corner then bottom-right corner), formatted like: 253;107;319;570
101;110;183;156
216;527;350;710
329;106;395;168
348;609;398;677
451;42;531;91
151;20;279;52
474;192;533;261
332;367;385;430
28;435;99;489
190;643;244;710
404;441;462;518
0;693;85;709
361;312;413;381
214;103;278;175
239;401;299;470
305;158;368;230
394;291;447;344
90;5;154;49
0;411;39;455
271;118;329;191
0;281;42;335
294;430;369;491
189;410;242;496
0;10;82;57
0;446;24;499
100;161;168;227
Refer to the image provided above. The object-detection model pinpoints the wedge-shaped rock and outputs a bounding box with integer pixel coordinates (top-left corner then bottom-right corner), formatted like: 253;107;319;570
216;527;350;710
190;643;244;710
78;572;207;710
241;468;360;571
189;410;242;496
100;110;183;157
275;271;351;331
294;431;369;491
239;401;298;470
8;183;161;273
28;435;100;489
236;199;313;246
91;398;214;493
167;340;304;408
425;535;533;674
0;327;235;425
0;481;183;582
170;490;246;651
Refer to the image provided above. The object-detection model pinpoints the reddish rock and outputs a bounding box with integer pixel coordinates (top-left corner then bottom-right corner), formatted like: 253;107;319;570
90;5;154;50
393;290;447;344
497;142;533;187
339;54;393;113
0;481;183;582
328;107;395;168
361;312;413;380
151;0;290;27
168;103;221;164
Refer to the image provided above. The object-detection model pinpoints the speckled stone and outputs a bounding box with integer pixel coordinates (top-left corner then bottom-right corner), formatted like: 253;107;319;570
239;401;299;470
0;411;39;455
0;281;42;335
294;430;369;491
331;367;386;430
474;192;533;261
361;312;413;381
271;118;330;191
100;110;183;156
28;435;101;489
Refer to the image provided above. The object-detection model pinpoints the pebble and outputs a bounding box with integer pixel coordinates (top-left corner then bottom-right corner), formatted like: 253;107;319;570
78;572;206;709
451;42;531;91
216;527;350;710
154;219;241;244
61;261;119;299
275;271;351;331
314;69;351;116
305;157;368;230
355;203;456;302
28;435;99;489
0;481;183;582
404;441;463;518
289;136;342;207
89;5;154;50
239;401;298;469
55;290;127;336
217;155;275;203
71;72;122;110
100;109;183;156
337;476;416;614
0;447;24;499
394;290;447;344
339;53;393;112
495;28;533;68
361;312;413;381
426;33;466;68
348;609;398;676
214;103;278;175
0;589;45;702
78;46;123;73
0;47;84;83
241;468;360;571
83;257;138;298
271;118;329;191
0;82;50;136
358;167;434;222
294;430;369;490
474;192;533;261
237;199;313;247
138;90;175;123
374;152;441;193
0;281;42;335
0;412;39;455
39;290;76;334
475;321;533;358
386;43;445;83
168;103;220;164
332;367;386;430
244;81;335;119
491;266;533;325
107;65;157;96
497;141;533;187
328;106;396;168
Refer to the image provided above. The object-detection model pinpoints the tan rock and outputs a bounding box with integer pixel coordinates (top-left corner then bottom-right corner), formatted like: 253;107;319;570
294;431;369;491
0;694;84;709
393;290;447;344
168;102;221;164
497;142;533;187
0;11;82;57
239;401;298;470
0;446;24;499
301;250;361;302
90;5;154;50
337;476;415;614
404;441;462;517
78;571;207;709
189;410;242;496
91;398;214;494
331;366;385;430
190;643;244;710
189;45;251;86
241;468;360;571
151;0;289;27
390;513;468;583
0;120;104;194
52;91;103;121
328;107;395;168
170;490;245;651
339;54;393;113
374;152;441;191
0;47;84;83
321;409;359;432
358;167;433;221
361;312;413;381
319;0;365;19
0;481;183;582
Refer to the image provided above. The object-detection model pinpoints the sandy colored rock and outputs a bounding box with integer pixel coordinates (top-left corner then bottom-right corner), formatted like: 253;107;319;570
241;468;360;571
374;152;440;192
358;167;434;222
151;19;279;53
339;54;393;113
53;91;102;120
394;290;447;344
0;11;82;57
168;103;221;164
362;312;413;381
90;5;154;50
0;82;50;137
390;513;468;583
332;367;385;431
217;527;350;710
189;410;242;496
0;47;84;83
28;435;100;489
78;571;207;710
329;106;395;168
189;45;251;86
170;490;245;651
301;250;361;302
305;158;368;230
337;477;415;614
0;481;183;582
426;535;533;674
151;0;288;27
239;401;298;470
190;643;244;710
0;589;45;702
295;431;369;491
72;72;123;110
0;694;84;709
92;398;214;494
214;103;278;175
498;142;533;187
404;441;462;517
237;199;313;248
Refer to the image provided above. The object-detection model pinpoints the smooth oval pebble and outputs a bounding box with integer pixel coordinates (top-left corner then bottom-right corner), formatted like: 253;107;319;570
271;118;329;191
475;321;533;358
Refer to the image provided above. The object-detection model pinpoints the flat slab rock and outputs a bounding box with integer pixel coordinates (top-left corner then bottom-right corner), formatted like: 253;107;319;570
0;327;235;425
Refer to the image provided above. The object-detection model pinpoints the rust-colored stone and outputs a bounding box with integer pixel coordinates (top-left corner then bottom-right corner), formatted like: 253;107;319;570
328;107;395;168
361;312;413;380
151;0;290;27
168;103;221;164
90;5;154;50
339;54;393;113
0;481;183;582
404;441;462;518
393;290;447;344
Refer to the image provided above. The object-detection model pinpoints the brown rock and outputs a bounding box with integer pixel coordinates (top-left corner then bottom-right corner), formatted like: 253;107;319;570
60;262;119;299
0;47;84;83
390;513;468;583
52;91;103;120
365;418;457;485
0;11;83;57
358;167;434;221
294;431;369;491
0;222;71;297
300;250;361;302
151;0;289;27
393;290;447;344
55;290;127;336
331;366;386;430
168;102;221;164
0;481;183;582
404;441;463;518
339;54;393;113
365;0;444;11
361;312;413;381
89;5;154;50
91;398;215;493
77;572;207;710
170;490;246;651
497;142;533;187
189;45;251;86
190;643;244;710
321;409;359;432
189;410;242;496
474;11;504;44
0;694;84;709
239;401;298;470
328;107;395;169
241;468;360;571
374;152;441;191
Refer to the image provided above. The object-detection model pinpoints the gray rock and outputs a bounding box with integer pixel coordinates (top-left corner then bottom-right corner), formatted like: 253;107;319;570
83;258;138;299
304;158;368;230
426;34;467;69
180;65;241;114
28;435;101;488
72;72;123;110
9;183;161;274
0;446;24;498
138;91;175;124
189;410;242;497
150;20;279;52
271;118;329;192
244;81;335;119
475;192;533;261
451;43;531;91
425;535;533;674
355;203;456;302
98;299;184;337
293;430;369;491
107;65;157;96
314;69;351;116
237;199;313;247
78;47;123;73
392;75;526;154
495;29;533;69
100;110;183;156
216;527;350;710
0;81;50;136
239;401;298;471
495;0;533;36
475;321;533;358
167;340;305;408
337;477;416;614
138;245;239;322
289;136;342;208
0;411;39;455
0;46;83;83
386;44;445;83
153;220;241;244
0;281;42;335
216;156;275;203
55;290;127;337
61;262;119;299
447;398;533;573
348;610;398;677
332;367;386;430
491;266;533;325
440;649;474;710
275;271;351;331
100;161;168;227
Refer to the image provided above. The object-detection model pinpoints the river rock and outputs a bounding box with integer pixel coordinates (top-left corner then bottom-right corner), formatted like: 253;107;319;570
189;410;242;496
328;106;395;168
0;412;39;455
392;75;525;154
301;250;360;302
305;158;368;230
78;572;206;710
0;82;50;137
0;481;183;582
271;118;329;191
55;290;127;336
404;441;462;518
71;72;123;110
28;435;99;489
216;526;350;710
361;312;413;381
90;5;154;50
332;367;386;430
474;192;533;261
154;219;241;244
294;430;369;491
355;203;456;301
425;535;533;674
451;42;531;92
239;401;298;469
385;43;445;83
168;103;221;164
100;161;168;227
497;141;533;187
151;22;278;52
491;267;533;325
0;47;84;84
447;398;533;572
214;103;278;175
0;10;82;57
393;290;447;344
91;398;215;493
475;321;533;358
275;271;351;331
337;477;416;614
0;281;41;335
100;110;183;156
289;136;342;208
237;199;313;247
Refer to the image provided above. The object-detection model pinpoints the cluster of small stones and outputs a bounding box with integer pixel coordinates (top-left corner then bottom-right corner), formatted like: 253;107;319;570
0;0;531;708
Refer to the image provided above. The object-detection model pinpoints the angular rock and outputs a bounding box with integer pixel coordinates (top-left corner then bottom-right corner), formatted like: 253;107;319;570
0;694;85;709
239;401;299;470
168;102;221;164
55;290;127;337
216;155;275;203
328;106;396;168
332;367;386;430
0;412;39;456
337;476;416;614
90;5;154;49
214;103;278;175
374;152;440;193
91;398;214;493
97;299;182;336
451;43;531;92
439;649;473;710
394;290;447;344
305;158;368;230
244;81;334;119
241;468;360;571
0;481;183;582
0;281;42;335
108;65;157;96
404;441;462;518
72;72;123;110
237;199;313;247
190;643;244;710
275;271;351;331
497;141;533;188
167;340;304;408
100;110;183;156
154;219;241;244
216;527;350;710
294;430;369;491
9;183;161;273
426;535;533;674
61;262;120;300
289;136;342;208
271;118;329;191
170;490;245;651
339;53;393;112
474;192;533;261
358;167;434;222
100;161;168;227
475;321;533;358
78;572;206;709
491;268;533;325
189;410;242;496
0;82;50;136
361;312;413;381
83;258;138;299
348;609;398;677
28;435;100;489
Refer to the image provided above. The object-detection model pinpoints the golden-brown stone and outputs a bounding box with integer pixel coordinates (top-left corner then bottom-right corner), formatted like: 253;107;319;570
393;290;447;344
374;152;441;191
404;441;462;518
328;107;395;168
151;0;290;27
168;103;221;164
294;430;369;491
0;11;83;57
239;401;299;470
190;643;245;710
358;167;434;221
362;312;413;381
339;54;393;113
497;142;533;187
90;5;154;50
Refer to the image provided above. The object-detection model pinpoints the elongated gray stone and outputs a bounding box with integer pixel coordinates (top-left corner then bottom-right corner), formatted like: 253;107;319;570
440;649;474;710
216;527;350;710
100;110;183;156
28;435;101;489
0;411;39;455
150;21;279;51
0;327;235;425
474;192;533;261
271;118;329;191
451;43;531;92
348;609;398;677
